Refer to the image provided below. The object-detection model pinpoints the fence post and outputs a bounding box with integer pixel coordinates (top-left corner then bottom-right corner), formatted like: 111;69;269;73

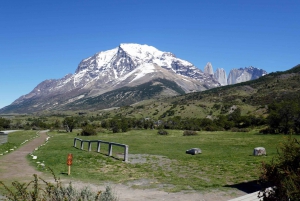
80;140;84;150
73;138;77;147
124;145;129;162
74;138;129;162
108;143;113;156
97;141;101;152
88;141;91;152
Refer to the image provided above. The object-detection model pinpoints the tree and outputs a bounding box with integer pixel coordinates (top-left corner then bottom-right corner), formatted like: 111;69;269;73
227;108;241;122
0;117;10;129
52;119;61;129
120;118;128;132
63;116;77;132
259;136;300;200
268;100;300;134
110;119;120;133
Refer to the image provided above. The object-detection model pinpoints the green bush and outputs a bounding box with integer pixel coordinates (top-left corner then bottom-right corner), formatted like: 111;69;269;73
183;130;197;136
259;136;300;200
80;125;97;136
157;129;168;135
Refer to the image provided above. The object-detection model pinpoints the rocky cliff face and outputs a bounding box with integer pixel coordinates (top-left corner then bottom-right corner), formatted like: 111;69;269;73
214;68;227;86
204;62;214;75
227;67;267;85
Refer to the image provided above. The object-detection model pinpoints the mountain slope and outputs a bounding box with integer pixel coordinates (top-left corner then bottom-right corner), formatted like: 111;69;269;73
106;64;300;119
63;78;186;111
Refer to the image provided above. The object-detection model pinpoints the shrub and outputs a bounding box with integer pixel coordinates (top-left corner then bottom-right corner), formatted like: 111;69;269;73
157;129;168;135
259;136;300;200
259;127;277;134
183;130;197;136
204;125;223;131
80;125;97;136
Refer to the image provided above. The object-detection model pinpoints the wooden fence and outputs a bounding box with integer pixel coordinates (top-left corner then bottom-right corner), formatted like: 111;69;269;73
73;138;129;162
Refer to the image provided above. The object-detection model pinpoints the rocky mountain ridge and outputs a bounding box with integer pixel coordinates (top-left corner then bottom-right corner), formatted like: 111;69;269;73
203;62;267;86
1;43;267;113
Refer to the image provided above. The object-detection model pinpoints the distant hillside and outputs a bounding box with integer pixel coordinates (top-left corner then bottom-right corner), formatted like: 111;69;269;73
103;64;300;119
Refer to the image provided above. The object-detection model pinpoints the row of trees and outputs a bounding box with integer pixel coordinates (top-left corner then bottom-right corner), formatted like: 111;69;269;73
99;109;266;133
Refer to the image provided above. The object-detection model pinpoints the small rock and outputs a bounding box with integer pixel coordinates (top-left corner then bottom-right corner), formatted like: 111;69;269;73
253;147;266;156
186;148;202;155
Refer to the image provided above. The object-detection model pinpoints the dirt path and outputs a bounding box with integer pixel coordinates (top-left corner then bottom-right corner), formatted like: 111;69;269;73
0;131;49;182
0;131;245;200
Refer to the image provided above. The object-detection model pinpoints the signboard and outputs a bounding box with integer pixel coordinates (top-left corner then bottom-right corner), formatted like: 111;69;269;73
67;153;73;175
67;153;73;166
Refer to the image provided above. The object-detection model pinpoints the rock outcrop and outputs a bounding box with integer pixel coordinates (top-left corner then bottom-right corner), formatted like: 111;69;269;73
214;68;227;86
204;62;214;75
227;67;267;85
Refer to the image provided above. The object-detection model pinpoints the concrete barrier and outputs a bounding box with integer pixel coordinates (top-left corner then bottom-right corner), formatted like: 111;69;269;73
0;132;7;145
74;138;129;162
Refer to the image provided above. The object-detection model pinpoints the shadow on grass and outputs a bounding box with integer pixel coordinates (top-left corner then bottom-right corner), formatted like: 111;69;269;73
73;146;124;161
223;180;261;193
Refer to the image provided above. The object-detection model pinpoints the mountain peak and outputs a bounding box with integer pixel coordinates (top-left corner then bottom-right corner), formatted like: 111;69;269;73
118;43;164;62
204;62;214;75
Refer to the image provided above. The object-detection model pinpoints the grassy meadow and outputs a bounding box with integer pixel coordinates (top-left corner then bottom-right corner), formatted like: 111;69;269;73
10;129;297;192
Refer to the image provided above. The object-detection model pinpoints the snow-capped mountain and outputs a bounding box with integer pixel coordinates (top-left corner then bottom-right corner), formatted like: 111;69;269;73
1;43;268;113
2;44;220;113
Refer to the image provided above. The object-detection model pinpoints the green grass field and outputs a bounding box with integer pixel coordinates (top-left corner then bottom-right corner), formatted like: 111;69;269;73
17;129;298;192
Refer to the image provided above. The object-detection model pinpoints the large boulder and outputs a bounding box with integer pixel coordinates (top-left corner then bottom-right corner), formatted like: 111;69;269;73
253;147;266;156
186;148;202;155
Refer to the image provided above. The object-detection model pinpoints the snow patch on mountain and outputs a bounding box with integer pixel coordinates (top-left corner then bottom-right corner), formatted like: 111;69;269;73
129;63;157;83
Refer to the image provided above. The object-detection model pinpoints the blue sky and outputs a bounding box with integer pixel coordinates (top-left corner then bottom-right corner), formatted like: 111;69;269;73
0;0;299;109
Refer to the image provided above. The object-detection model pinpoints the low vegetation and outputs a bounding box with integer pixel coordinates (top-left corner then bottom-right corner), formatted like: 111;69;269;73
0;168;117;201
157;129;168;135
183;130;197;136
259;136;300;200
